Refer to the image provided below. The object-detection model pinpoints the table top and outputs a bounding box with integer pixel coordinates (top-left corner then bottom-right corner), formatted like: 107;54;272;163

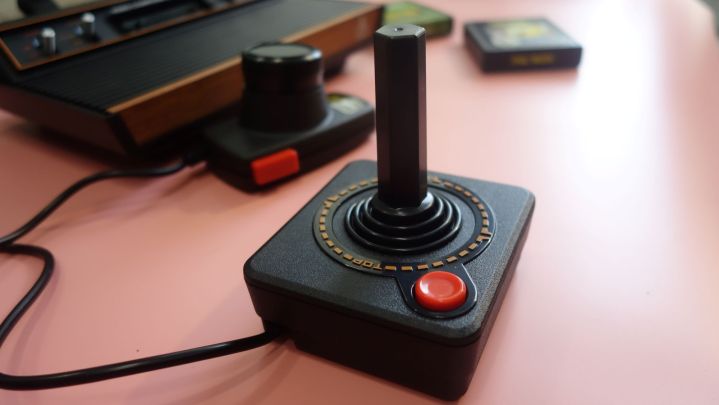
2;0;718;404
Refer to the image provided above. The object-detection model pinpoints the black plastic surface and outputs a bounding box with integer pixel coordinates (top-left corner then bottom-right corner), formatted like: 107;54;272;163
0;0;371;110
244;160;535;399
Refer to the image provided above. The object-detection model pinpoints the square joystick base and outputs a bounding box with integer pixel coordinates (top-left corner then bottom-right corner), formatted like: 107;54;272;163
244;160;535;400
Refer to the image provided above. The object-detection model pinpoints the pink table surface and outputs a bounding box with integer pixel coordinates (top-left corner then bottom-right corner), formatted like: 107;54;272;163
2;0;719;404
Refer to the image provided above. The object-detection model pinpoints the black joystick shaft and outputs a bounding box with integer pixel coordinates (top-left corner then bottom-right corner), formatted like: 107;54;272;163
374;25;427;209
343;24;461;254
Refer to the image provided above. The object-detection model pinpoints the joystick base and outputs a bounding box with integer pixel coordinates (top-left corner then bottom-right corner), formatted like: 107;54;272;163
244;161;534;399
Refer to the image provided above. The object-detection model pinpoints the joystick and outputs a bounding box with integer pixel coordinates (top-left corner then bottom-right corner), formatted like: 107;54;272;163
244;25;535;400
203;42;375;188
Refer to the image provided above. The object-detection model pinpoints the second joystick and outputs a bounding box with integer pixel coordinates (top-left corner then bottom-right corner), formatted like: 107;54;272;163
203;42;375;188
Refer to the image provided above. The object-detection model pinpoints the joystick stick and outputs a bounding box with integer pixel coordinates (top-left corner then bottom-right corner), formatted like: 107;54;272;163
346;25;462;255
244;25;535;400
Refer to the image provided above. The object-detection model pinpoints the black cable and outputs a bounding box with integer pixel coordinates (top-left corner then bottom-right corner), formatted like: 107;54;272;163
0;156;282;390
0;245;53;349
0;159;187;246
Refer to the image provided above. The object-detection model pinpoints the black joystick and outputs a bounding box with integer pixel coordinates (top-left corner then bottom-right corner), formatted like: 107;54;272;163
243;25;535;400
203;42;374;188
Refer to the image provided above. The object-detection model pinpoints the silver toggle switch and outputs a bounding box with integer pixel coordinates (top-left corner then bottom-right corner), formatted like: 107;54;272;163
79;12;96;39
39;27;56;55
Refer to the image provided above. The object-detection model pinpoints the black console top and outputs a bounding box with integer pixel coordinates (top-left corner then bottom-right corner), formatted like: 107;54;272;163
0;0;370;110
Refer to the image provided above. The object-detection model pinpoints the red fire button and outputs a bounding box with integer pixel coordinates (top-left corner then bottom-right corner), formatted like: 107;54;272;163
250;148;300;185
414;271;467;312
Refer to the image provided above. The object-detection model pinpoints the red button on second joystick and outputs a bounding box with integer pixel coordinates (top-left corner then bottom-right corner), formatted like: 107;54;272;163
414;271;467;312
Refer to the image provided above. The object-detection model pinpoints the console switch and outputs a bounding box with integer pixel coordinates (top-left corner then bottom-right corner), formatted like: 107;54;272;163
79;13;97;39
39;27;56;55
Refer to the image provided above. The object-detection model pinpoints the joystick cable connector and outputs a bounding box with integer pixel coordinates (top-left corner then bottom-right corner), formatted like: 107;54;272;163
0;152;283;390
